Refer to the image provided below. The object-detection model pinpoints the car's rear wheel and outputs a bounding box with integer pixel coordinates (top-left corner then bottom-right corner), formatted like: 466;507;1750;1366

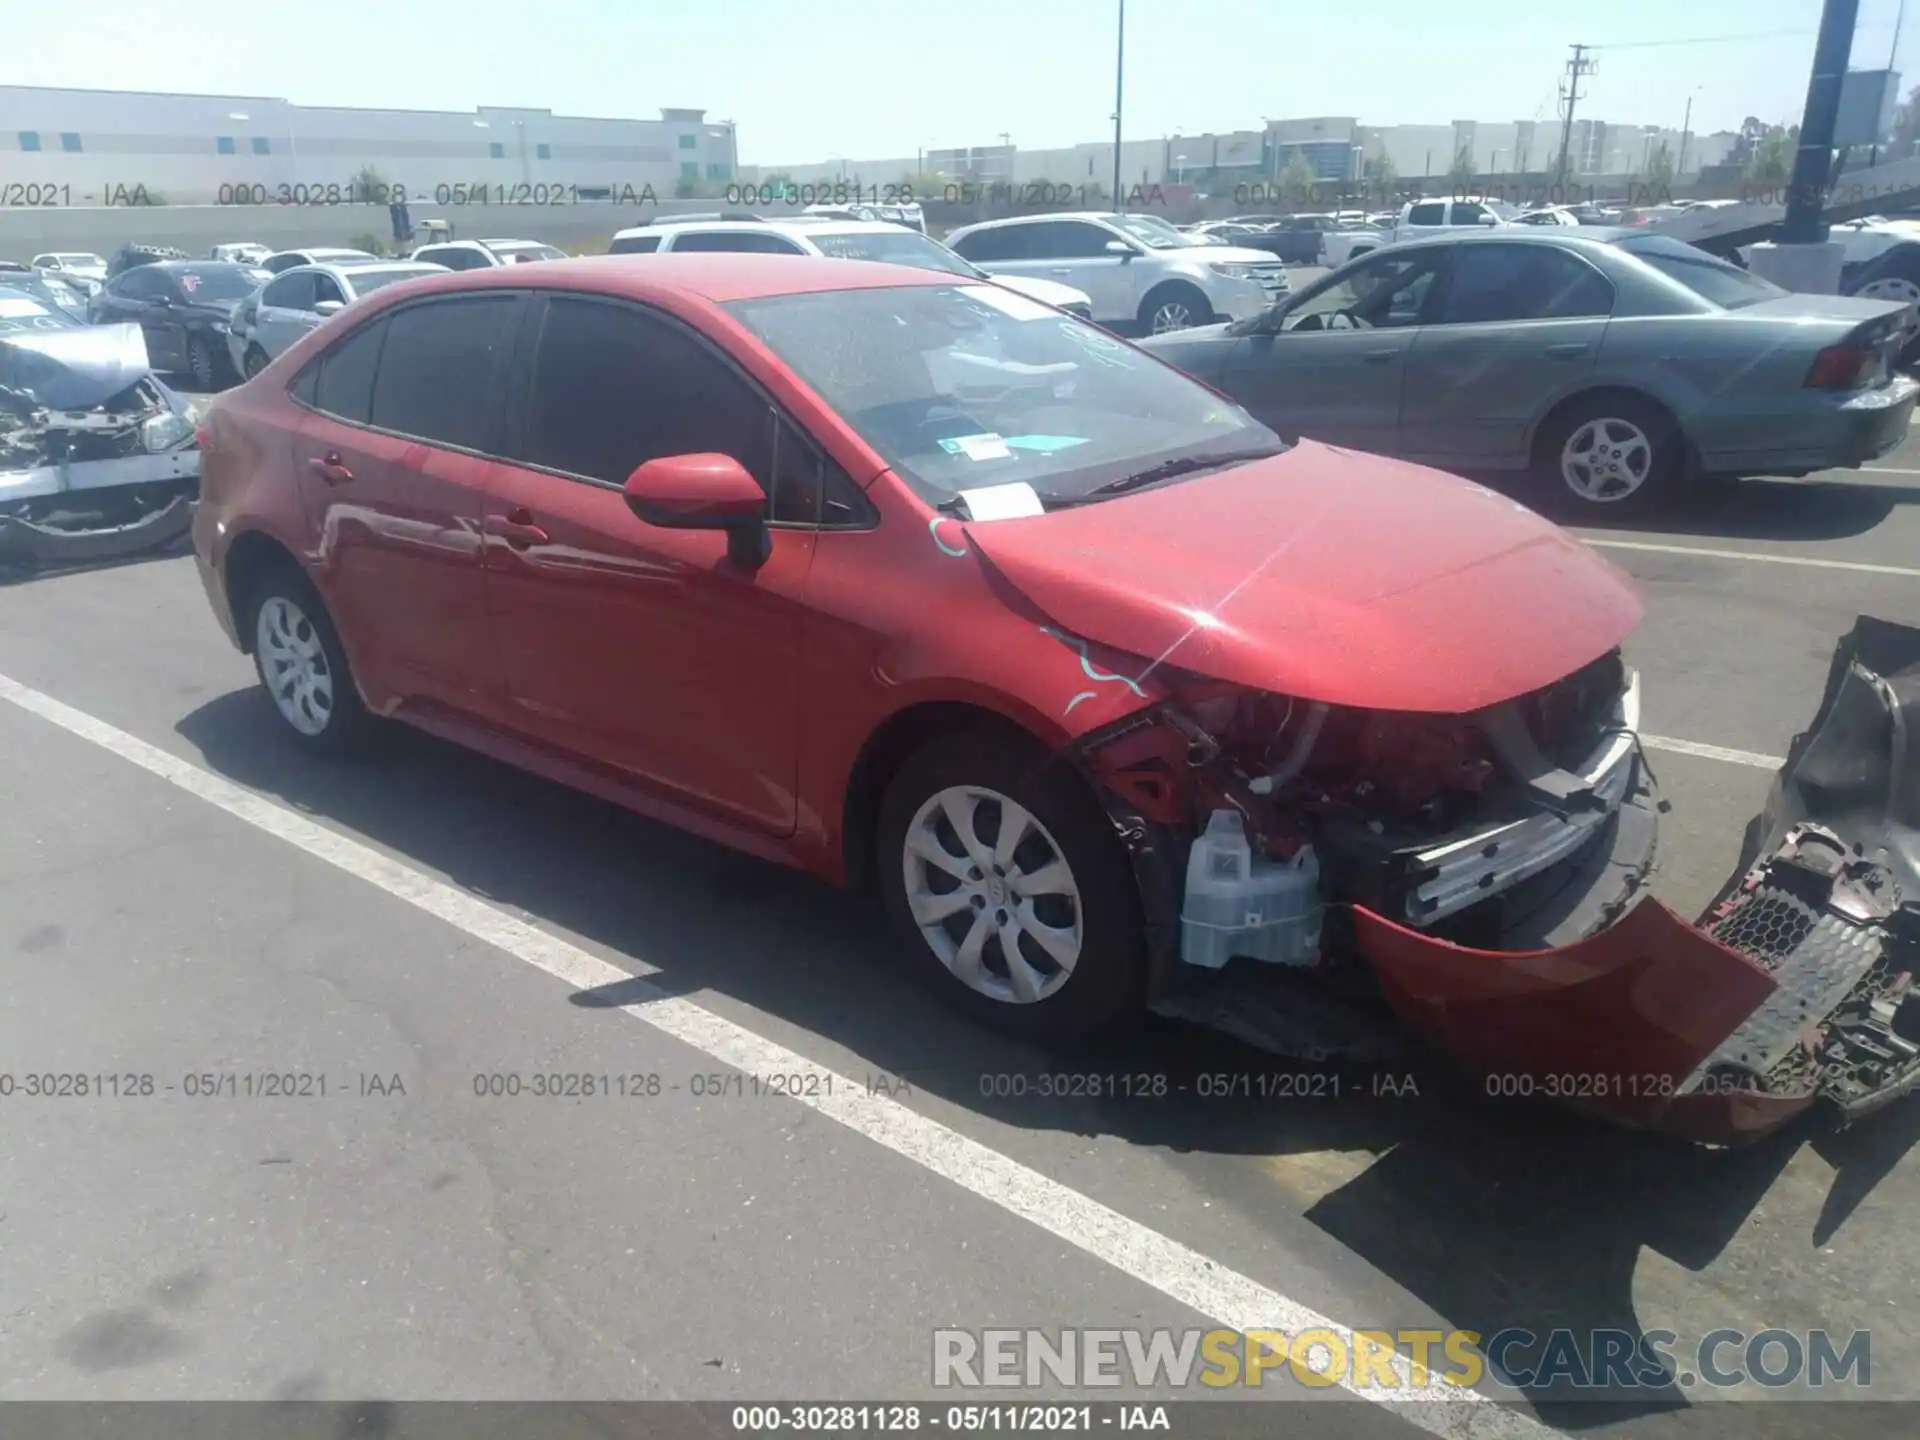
244;565;372;755
1849;255;1920;363
1138;283;1212;335
876;733;1147;1040
243;344;270;379
1531;393;1683;519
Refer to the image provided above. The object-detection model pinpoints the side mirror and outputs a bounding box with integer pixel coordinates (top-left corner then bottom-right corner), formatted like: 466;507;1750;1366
622;453;770;568
1103;239;1135;259
151;293;173;307
1477;214;1499;227
314;299;345;317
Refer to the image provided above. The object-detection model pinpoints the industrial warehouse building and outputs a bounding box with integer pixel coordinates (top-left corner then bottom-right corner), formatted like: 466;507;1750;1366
0;86;737;206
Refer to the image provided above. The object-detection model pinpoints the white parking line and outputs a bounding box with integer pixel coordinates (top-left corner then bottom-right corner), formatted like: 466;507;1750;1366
1585;538;1920;580
0;670;1556;1439
1860;465;1920;476
1641;734;1785;770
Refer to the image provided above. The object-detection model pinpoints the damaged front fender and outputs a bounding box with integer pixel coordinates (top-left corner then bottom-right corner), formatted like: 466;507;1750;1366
1354;616;1920;1145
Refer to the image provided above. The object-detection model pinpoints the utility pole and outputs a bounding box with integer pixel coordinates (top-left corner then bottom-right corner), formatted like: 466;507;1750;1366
1111;0;1126;208
1780;0;1860;244
1554;43;1598;190
1677;94;1693;178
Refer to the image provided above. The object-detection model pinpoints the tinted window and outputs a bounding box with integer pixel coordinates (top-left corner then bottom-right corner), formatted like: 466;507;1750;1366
671;231;805;254
312;274;348;306
518;295;774;499
1451;202;1489;225
264;254;302;274
1406;202;1446;226
341;267;432;299
609;234;662;254
310;318;386;423
1047;222;1124;259
1430;244;1614;324
114;268;166;299
263;273;315;310
1613;235;1786;310
950;225;1041;262
369;297;518;449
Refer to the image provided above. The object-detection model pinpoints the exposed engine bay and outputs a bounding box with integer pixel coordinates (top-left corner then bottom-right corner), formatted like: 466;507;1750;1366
0;321;200;568
1078;617;1920;1146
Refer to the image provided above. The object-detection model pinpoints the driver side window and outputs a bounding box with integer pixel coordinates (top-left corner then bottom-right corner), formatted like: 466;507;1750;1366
1279;254;1439;333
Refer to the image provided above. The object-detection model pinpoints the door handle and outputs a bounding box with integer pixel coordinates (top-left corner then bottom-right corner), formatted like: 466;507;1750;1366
1363;349;1398;364
307;452;353;484
485;510;550;550
1544;342;1589;359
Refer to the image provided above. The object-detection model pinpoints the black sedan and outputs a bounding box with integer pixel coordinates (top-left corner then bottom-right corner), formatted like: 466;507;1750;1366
86;260;271;389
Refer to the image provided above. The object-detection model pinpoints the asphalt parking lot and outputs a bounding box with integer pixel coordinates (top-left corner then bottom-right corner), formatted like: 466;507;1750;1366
3;397;1919;1438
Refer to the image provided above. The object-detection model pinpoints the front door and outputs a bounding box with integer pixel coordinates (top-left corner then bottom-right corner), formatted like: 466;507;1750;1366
255;271;319;359
1398;242;1612;465
105;267;186;370
478;293;815;835
290;292;523;716
1224;247;1445;453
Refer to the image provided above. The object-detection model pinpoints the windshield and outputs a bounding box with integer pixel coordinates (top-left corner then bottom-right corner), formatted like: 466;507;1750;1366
343;267;439;298
0;288;84;333
0;272;83;310
54;253;105;267
175;264;271;302
494;243;566;261
1614;235;1785;310
809;230;979;278
1107;214;1194;249
725;283;1279;506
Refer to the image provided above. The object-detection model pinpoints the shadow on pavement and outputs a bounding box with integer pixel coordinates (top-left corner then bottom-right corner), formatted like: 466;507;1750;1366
1587;476;1920;544
175;687;1914;1430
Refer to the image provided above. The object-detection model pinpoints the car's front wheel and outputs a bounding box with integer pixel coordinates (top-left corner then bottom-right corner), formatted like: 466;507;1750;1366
244;565;372;755
243;344;270;379
1138;283;1212;335
876;732;1147;1040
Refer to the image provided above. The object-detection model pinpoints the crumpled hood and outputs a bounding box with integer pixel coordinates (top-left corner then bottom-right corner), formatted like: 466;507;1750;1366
0;323;152;409
966;441;1644;713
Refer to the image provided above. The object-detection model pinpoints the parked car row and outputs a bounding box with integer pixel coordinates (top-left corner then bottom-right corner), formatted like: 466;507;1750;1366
182;245;1920;1143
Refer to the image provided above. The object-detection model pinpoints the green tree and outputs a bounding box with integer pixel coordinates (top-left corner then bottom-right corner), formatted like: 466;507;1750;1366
1644;142;1675;189
1446;147;1477;187
1362;152;1398;204
1279;152;1319;204
350;164;391;204
1746;128;1793;185
348;232;388;257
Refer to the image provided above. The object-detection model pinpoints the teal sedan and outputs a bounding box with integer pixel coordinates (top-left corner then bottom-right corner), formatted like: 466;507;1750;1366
1140;229;1918;518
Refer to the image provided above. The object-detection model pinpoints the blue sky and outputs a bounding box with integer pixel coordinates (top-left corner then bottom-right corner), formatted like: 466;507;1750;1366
8;0;1917;162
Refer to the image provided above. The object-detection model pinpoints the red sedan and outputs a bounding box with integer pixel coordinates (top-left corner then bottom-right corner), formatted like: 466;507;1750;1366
191;255;1920;1143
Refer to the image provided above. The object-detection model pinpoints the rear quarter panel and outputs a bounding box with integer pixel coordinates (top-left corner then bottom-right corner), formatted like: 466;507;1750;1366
1581;312;1828;449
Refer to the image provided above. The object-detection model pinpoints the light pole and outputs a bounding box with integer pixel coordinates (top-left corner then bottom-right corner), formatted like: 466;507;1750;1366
1174;153;1188;184
1677;91;1698;179
1111;0;1125;207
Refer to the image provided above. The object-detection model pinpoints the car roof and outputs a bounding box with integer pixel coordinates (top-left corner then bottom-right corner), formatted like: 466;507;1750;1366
358;252;960;306
480;239;550;247
281;260;445;278
950;210;1119;233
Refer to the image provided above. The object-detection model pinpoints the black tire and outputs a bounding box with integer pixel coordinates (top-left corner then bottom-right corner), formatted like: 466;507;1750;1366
876;732;1148;1041
243;344;270;379
1528;391;1685;520
1137;282;1212;335
187;335;227;391
241;562;374;756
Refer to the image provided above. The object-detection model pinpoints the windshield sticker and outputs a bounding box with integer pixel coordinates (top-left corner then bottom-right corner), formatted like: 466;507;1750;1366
0;297;50;319
1003;434;1090;453
956;482;1045;521
963;286;1057;322
1055;322;1133;368
938;432;1013;462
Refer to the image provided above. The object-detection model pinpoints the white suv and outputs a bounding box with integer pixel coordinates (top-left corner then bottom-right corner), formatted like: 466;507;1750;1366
606;217;1094;318
943;211;1289;333
408;238;567;270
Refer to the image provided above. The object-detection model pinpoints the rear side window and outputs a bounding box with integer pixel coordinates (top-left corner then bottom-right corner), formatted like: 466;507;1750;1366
368;296;519;450
309;318;387;422
609;234;662;254
671;231;806;253
1406;202;1446;226
949;225;1036;262
263;273;315;310
1615;235;1785;310
516;294;776;498
1429;245;1615;324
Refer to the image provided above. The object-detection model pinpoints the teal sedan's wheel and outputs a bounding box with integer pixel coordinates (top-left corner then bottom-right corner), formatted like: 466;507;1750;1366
1531;393;1682;519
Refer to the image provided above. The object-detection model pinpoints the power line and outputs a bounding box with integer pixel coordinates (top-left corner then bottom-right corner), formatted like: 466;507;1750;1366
1592;22;1895;52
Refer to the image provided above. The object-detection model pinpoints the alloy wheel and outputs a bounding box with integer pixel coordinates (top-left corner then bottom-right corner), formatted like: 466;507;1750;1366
256;595;335;736
1856;276;1920;351
900;785;1084;1005
1561;417;1654;504
1150;300;1197;333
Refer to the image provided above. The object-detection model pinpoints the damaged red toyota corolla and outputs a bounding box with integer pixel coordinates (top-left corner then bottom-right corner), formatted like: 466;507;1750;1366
189;255;1920;1145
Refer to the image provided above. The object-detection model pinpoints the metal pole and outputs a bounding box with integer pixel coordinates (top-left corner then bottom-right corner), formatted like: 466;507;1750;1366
1111;0;1125;206
1677;95;1692;177
1781;0;1861;244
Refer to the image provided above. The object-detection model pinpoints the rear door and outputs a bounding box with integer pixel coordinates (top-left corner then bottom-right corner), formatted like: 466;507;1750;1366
291;292;524;717
1398;243;1612;465
104;267;186;369
1223;247;1445;452
478;292;821;834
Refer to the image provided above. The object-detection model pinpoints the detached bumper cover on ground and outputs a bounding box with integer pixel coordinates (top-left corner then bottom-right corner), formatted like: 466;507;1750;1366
1;323;201;568
1353;617;1920;1144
